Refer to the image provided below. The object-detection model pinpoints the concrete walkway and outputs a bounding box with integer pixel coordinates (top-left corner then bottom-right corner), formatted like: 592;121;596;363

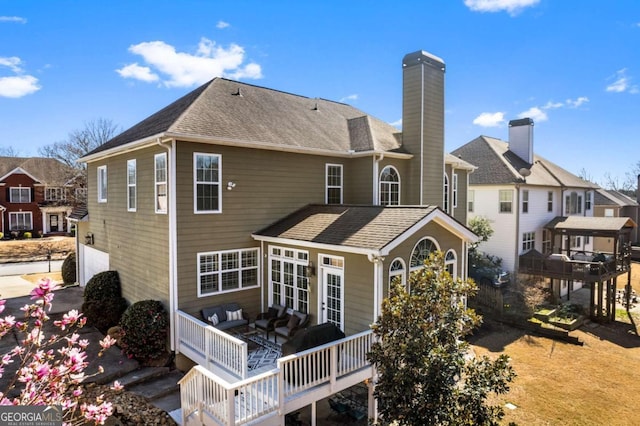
0;274;47;299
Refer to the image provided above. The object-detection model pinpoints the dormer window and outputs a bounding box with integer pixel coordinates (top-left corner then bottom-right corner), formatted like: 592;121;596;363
45;187;66;201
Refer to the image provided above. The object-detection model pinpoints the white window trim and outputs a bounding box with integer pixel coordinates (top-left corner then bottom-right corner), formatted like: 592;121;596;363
443;174;449;213
522;231;535;252
452;173;458;209
9;211;32;231
194;152;222;214
127;159;136;212
45;187;66;202
522;189;529;214
445;249;457;279
388;257;406;289
268;246;310;313
155;153;167;214
410;237;441;272
9;187;31;203
379;165;401;206
499;189;513;213
325;163;343;204
97;165;107;203
197;247;260;297
319;253;345;331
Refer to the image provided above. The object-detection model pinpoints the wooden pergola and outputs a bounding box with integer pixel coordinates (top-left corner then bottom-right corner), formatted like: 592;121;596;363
519;216;637;322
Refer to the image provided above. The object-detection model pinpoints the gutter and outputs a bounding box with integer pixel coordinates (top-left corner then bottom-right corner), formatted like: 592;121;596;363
80;132;413;164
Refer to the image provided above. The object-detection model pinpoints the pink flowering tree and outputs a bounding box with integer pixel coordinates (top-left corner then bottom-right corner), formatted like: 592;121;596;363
0;278;122;425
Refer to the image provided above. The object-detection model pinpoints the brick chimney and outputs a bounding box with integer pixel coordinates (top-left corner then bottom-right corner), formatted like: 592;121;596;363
508;118;534;164
402;50;445;207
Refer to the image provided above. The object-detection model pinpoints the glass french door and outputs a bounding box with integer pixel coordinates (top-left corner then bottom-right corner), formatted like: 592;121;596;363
322;268;343;330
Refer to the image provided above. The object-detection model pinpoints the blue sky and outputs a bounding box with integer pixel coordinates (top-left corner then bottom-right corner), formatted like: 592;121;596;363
1;0;638;187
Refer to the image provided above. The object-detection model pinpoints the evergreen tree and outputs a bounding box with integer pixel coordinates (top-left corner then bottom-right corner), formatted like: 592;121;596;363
368;251;515;425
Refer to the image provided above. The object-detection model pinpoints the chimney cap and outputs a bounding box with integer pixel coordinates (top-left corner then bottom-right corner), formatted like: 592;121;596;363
509;117;534;127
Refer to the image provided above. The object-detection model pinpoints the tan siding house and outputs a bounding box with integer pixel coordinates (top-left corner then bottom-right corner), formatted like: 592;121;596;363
77;50;478;407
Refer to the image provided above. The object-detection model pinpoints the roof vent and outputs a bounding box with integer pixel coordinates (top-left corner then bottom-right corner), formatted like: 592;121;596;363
232;88;242;97
312;102;319;111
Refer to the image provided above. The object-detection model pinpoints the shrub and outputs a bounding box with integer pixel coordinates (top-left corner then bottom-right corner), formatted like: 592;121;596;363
119;300;169;362
82;271;127;334
23;231;32;239
0;232;3;239
61;252;77;284
84;271;122;301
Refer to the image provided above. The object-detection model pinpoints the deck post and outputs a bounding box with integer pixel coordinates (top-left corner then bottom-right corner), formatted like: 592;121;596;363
226;387;235;426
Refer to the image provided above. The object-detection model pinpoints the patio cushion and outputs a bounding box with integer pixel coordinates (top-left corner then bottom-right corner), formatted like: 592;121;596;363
287;314;300;330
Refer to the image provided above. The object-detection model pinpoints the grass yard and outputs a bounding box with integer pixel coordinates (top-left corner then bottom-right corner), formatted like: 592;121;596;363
470;263;640;426
0;236;75;263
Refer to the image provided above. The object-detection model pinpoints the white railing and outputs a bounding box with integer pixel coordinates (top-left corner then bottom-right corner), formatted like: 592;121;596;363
180;365;279;426
179;328;375;425
176;310;248;379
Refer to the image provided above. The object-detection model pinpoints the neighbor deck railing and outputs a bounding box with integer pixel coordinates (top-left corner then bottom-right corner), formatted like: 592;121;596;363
178;328;375;426
176;310;248;379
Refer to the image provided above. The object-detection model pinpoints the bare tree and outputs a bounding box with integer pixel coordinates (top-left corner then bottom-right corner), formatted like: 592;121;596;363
0;146;21;157
577;167;595;184
38;118;120;170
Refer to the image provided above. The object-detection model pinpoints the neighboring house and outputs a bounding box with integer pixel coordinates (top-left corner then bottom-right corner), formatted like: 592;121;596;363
593;188;639;251
76;50;478;423
452;119;599;281
0;156;80;237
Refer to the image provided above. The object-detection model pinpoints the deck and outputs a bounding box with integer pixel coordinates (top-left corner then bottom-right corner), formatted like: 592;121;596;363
176;311;375;425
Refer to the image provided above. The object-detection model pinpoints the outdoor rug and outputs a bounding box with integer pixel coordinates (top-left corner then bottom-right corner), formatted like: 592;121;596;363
244;334;282;371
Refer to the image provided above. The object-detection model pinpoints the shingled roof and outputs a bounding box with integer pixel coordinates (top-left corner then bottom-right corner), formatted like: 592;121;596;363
544;215;636;235
84;78;403;158
594;189;639;207
253;204;476;255
0;156;74;185
451;136;598;189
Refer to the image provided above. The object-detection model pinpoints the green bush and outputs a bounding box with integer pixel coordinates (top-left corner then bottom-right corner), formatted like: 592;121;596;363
82;271;127;334
61;252;76;284
83;271;122;301
119;300;169;362
0;232;3;239
23;232;32;239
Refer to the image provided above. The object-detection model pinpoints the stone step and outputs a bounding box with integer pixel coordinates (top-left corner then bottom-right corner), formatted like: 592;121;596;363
152;389;182;413
128;369;184;401
117;366;171;388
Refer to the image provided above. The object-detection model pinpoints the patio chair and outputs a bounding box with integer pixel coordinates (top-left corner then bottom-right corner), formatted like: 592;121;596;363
273;310;309;342
254;303;286;340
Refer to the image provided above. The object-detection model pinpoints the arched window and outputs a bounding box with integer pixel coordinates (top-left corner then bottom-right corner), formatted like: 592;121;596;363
410;237;440;271
379;166;400;206
445;249;457;278
388;258;406;288
443;174;449;212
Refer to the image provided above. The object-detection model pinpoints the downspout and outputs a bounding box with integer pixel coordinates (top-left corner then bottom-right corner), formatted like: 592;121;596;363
514;184;521;274
158;137;177;351
420;63;425;205
373;154;384;204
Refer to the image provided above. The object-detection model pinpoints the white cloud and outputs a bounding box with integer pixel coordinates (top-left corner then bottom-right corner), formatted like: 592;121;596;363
216;21;230;29
606;68;638;94
339;94;358;103
116;63;159;82
0;75;40;98
518;106;547;122
464;0;539;16
0;16;27;24
117;37;262;87
566;96;589;108
542;101;563;109
0;56;23;73
472;111;506;127
0;56;40;98
389;118;402;128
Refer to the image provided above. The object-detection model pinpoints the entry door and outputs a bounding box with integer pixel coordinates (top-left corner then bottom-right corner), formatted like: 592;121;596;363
322;268;344;330
49;214;59;232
